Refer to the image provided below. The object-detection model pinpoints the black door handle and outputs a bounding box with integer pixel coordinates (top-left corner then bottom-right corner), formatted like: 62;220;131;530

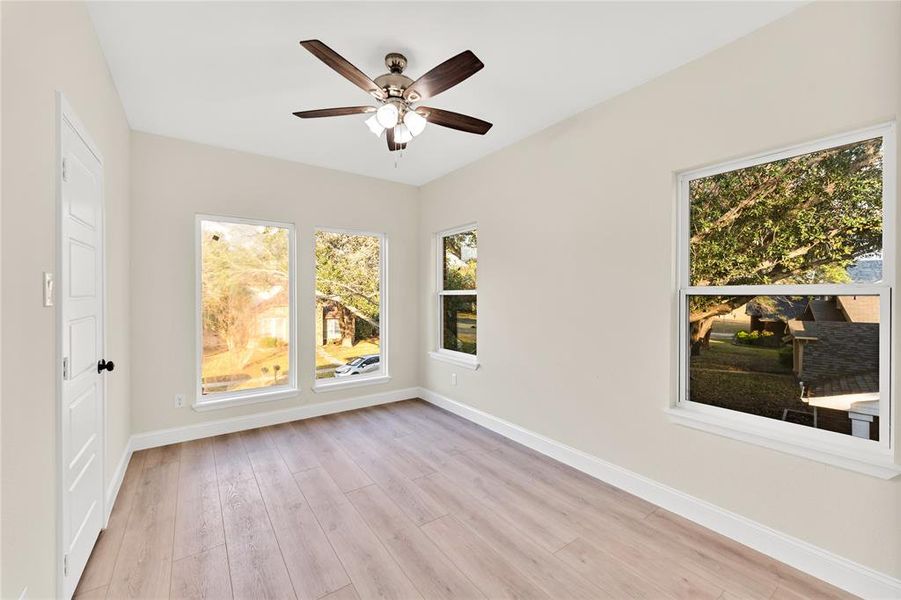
97;359;115;373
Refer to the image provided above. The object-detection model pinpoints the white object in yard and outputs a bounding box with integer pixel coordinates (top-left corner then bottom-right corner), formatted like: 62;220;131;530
848;399;879;439
803;393;879;439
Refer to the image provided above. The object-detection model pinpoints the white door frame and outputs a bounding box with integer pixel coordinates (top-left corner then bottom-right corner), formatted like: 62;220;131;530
56;92;108;600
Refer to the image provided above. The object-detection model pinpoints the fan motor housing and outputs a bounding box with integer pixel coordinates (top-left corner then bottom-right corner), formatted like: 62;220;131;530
374;72;413;99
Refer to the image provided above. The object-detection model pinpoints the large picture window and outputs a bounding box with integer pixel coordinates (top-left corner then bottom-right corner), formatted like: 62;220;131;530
196;216;296;408
675;125;896;475
314;229;386;386
433;226;478;367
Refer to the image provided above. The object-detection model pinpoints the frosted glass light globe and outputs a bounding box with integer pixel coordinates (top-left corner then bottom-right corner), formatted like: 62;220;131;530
364;115;384;137
394;123;413;144
403;110;427;137
376;104;399;128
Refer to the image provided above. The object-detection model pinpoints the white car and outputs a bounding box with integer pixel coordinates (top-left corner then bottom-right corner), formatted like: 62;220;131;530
334;354;380;377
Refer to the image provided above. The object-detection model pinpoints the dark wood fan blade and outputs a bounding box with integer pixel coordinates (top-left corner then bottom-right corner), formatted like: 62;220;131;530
300;40;386;100
386;127;406;152
404;50;484;102
293;106;376;118
416;107;492;135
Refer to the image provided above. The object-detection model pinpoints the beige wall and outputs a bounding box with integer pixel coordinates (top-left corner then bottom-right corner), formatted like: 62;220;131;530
0;2;132;597
418;1;901;578
129;132;420;434
2;0;900;594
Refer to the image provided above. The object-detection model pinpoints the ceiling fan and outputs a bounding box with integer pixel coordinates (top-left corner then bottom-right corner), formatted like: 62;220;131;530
293;40;492;152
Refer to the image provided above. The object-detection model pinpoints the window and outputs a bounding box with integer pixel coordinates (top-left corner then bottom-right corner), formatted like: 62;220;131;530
433;225;478;368
314;229;386;387
196;216;296;409
674;125;897;476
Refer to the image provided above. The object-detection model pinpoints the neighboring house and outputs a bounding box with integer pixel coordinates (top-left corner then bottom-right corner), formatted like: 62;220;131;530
836;295;880;323
745;296;808;337
785;295;881;440
786;295;880;395
315;291;379;347
256;304;290;342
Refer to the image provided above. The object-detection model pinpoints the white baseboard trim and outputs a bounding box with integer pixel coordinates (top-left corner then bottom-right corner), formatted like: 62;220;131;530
130;386;419;451
104;438;134;524
418;387;901;600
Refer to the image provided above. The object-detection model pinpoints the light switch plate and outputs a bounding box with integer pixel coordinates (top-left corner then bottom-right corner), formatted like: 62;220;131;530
43;272;54;307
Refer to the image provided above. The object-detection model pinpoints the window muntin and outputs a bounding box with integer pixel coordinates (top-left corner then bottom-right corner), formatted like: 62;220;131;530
198;217;295;400
678;125;894;455
438;227;477;357
315;229;384;381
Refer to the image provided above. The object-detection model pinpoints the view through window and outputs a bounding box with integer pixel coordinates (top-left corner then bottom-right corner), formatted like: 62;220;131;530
440;228;477;355
683;133;888;442
199;218;293;396
315;230;383;380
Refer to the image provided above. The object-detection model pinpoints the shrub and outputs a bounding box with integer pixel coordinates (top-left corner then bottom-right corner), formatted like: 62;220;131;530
778;345;794;367
735;329;776;346
259;336;283;348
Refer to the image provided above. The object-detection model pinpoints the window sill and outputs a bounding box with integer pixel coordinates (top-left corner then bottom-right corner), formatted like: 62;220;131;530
429;351;480;370
312;374;391;393
665;406;901;479
193;387;298;412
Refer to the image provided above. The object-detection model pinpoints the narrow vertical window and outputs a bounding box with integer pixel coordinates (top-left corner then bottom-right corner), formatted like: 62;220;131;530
437;227;478;362
315;229;386;384
196;216;295;407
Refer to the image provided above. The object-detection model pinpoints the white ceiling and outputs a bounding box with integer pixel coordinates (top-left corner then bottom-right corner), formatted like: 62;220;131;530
88;1;801;186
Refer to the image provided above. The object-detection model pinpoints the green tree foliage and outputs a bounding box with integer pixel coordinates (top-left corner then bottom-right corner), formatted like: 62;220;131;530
443;230;477;290
202;223;289;369
315;231;381;322
688;138;883;345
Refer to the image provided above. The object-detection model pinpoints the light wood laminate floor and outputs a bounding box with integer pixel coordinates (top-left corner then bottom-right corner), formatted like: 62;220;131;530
75;399;855;600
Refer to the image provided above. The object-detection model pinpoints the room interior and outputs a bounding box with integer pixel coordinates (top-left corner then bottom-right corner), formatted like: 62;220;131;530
2;1;900;599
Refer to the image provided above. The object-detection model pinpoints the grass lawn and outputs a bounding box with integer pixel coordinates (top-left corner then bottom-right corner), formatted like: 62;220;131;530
202;345;290;392
202;338;380;390
690;339;852;435
316;339;380;368
691;339;790;374
690;339;803;421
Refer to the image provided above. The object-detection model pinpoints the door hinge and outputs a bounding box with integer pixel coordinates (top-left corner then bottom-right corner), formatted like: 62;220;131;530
62;357;69;380
64;553;69;576
61;158;68;182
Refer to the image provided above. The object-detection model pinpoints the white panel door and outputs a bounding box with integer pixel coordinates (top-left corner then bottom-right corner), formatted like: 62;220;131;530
60;110;106;600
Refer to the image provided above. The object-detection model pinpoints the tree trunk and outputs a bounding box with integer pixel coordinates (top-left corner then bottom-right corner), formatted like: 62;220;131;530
688;295;751;356
689;317;716;356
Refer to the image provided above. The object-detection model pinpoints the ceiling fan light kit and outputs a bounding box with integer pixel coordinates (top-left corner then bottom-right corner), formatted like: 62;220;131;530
293;40;493;155
376;103;400;129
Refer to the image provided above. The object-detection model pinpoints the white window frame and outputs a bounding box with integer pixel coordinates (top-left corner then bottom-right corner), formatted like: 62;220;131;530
312;227;390;392
669;123;901;478
194;214;298;411
430;223;479;370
